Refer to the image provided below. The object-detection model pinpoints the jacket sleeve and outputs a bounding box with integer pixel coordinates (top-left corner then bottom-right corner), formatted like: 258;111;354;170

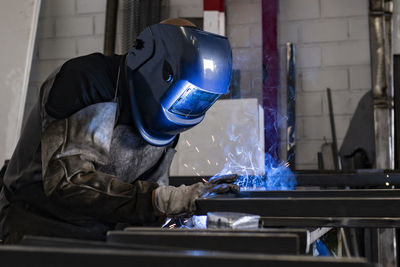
41;101;159;224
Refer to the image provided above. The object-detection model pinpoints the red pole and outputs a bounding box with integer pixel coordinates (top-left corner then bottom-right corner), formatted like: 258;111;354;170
262;0;279;159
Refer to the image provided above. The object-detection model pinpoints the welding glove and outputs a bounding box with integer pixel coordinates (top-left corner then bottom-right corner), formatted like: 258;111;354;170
153;174;240;217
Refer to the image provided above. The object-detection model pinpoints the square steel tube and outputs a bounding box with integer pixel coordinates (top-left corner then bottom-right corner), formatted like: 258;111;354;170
107;230;300;255
0;245;376;267
195;197;400;217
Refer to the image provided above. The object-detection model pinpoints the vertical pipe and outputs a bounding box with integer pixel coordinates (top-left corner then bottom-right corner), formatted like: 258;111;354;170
369;0;395;169
394;55;400;168
286;43;296;169
369;2;396;267
104;0;119;56
262;0;279;160
327;88;340;170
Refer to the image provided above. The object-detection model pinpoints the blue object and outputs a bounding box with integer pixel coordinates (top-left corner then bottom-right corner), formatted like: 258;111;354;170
315;239;331;256
126;24;232;146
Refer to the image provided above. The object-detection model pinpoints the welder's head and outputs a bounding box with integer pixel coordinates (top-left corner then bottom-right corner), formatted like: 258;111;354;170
126;18;232;146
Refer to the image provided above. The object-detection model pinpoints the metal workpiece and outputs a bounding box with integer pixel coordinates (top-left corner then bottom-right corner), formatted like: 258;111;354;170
0;245;376;267
124;227;313;254
195;197;400;218
236;189;400;198
260;217;400;228
107;230;300;255
286;42;296;169
170;171;400;188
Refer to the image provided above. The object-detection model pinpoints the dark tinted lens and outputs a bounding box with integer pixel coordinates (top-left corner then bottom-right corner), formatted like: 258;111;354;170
169;87;219;117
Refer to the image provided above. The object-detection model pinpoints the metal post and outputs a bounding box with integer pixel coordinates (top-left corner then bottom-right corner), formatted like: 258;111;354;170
286;43;296;169
327;88;341;170
369;2;396;266
103;0;119;56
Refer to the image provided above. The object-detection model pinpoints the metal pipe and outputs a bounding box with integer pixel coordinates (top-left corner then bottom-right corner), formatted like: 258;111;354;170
327;88;341;170
369;0;395;169
286;43;296;169
103;0;119;56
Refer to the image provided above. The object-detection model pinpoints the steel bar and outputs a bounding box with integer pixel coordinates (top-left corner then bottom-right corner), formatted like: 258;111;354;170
0;246;376;267
124;227;311;254
196;197;400;218
327;88;340;170
260;217;400;228
394;55;400;168
234;189;400;198
169;172;400;187
107;231;300;255
286;42;296;169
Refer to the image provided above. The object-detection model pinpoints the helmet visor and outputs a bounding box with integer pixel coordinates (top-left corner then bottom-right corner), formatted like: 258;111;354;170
168;83;220;118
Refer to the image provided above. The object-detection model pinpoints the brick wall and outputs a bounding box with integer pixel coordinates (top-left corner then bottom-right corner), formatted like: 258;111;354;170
226;0;263;102
24;0;370;170
279;0;371;169
24;0;107;123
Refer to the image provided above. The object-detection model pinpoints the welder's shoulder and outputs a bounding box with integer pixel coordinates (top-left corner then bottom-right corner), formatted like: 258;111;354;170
45;53;117;119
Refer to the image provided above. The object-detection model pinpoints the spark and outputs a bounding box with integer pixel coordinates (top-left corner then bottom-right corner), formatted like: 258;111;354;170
202;178;209;183
284;162;290;168
216;162;219;166
195;146;200;153
192;167;196;170
185;139;191;147
387;174;390;178
169;223;176;229
184;163;188;168
195;172;201;176
207;159;211;165
386;182;390;186
211;135;215;142
225;157;228;162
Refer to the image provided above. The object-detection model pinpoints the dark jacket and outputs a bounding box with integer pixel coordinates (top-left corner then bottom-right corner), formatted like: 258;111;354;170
0;53;176;243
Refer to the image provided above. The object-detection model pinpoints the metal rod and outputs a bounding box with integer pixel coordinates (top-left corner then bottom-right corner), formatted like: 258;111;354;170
341;228;351;258
327;88;340;170
286;43;296;169
104;0;119;56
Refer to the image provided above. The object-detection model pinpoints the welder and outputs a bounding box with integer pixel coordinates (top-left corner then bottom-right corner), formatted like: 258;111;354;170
0;18;238;244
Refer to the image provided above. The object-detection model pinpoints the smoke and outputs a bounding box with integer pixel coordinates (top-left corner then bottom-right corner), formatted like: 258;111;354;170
213;108;297;191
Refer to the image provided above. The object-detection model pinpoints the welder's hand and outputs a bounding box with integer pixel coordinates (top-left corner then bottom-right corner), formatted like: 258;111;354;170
153;174;239;217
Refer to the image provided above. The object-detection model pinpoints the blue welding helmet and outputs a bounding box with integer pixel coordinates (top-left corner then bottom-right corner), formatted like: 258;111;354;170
126;23;232;146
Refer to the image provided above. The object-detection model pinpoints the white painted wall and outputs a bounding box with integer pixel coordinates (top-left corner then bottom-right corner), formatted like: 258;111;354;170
0;0;41;165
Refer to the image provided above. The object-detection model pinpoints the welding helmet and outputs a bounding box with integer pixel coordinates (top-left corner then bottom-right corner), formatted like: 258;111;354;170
126;23;232;146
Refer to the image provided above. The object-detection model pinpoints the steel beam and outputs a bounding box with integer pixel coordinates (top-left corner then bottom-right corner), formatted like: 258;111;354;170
0;245;376;267
196;197;400;218
169;172;400;187
107;231;300;255
259;217;400;228
235;189;400;198
123;227;311;254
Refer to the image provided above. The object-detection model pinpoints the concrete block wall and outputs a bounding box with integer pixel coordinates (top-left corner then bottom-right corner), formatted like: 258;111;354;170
25;0;107;123
226;0;263;102
279;0;371;169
